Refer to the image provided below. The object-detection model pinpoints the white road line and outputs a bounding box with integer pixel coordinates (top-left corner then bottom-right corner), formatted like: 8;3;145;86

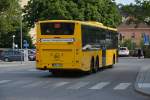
0;80;11;84
138;83;150;88
0;69;27;73
2;80;31;87
89;82;110;90
114;83;131;90
42;81;55;88
53;82;69;88
68;82;89;90
22;81;44;88
28;69;37;72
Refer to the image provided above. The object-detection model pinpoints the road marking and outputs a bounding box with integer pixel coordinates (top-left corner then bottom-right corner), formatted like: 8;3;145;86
89;82;110;90
2;80;31;87
68;82;89;90
114;83;131;90
22;81;44;88
138;83;150;88
0;80;11;84
28;69;38;72
53;82;69;88
0;68;29;73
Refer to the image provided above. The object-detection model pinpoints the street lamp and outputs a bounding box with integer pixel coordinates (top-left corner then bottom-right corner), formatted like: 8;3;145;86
12;35;15;50
20;14;23;63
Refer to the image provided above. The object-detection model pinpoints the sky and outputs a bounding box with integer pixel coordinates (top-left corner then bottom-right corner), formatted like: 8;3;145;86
115;0;135;5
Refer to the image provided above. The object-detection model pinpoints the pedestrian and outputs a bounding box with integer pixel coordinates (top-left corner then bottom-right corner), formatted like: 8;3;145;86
137;48;142;59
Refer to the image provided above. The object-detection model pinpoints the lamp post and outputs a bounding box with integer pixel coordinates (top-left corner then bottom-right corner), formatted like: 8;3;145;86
20;14;23;63
12;35;15;50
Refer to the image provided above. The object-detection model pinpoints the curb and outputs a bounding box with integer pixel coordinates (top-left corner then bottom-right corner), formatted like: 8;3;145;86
134;66;150;96
0;61;35;68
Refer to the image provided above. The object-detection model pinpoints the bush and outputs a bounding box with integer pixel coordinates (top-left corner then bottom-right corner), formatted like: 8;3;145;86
143;48;150;58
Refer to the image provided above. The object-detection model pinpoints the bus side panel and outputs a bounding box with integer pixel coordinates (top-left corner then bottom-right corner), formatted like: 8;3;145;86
81;51;101;71
81;51;93;71
105;49;117;66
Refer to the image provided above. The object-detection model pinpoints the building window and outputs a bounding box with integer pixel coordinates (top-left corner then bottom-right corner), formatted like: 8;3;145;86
141;33;145;38
131;33;135;38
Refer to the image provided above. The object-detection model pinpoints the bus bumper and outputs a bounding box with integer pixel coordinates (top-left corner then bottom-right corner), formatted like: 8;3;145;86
36;63;88;72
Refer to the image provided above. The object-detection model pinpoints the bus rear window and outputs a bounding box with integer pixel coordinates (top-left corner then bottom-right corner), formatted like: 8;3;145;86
40;23;75;35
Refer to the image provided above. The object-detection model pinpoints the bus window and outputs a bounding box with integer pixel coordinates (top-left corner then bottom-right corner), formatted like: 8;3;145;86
40;23;75;35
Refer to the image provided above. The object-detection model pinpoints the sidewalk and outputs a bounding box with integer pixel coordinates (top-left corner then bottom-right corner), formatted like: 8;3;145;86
135;66;150;96
0;61;35;68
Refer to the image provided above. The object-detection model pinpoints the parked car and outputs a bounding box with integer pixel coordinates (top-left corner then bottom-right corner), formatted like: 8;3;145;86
119;47;130;56
0;50;24;62
0;50;4;60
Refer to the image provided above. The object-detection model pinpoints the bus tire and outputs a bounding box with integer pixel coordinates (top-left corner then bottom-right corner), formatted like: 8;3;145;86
108;55;115;68
51;70;60;76
93;56;99;73
113;55;116;64
87;57;94;74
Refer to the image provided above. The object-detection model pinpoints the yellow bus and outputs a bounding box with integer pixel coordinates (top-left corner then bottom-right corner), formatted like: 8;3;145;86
36;20;118;74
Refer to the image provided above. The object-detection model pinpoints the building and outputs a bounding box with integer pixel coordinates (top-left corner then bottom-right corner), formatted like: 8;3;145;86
117;22;150;48
20;0;29;8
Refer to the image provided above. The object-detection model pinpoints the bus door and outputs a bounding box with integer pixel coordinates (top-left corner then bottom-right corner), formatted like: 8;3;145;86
102;46;106;66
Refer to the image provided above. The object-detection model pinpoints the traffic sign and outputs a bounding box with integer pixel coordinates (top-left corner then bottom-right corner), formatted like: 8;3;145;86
144;34;149;45
23;40;29;49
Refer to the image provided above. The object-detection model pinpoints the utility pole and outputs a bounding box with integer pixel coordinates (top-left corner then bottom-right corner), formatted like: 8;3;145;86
12;35;15;50
20;14;23;64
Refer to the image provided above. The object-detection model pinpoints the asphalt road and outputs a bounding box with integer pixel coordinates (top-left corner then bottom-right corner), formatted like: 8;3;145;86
0;57;150;100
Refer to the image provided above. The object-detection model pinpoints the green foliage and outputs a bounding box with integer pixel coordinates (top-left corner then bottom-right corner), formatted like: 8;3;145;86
0;0;10;12
140;39;145;49
0;0;33;48
120;0;150;25
120;39;136;50
23;0;122;28
143;46;150;58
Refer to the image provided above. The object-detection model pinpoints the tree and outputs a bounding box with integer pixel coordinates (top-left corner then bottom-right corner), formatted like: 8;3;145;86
23;0;122;28
0;0;33;48
0;0;10;12
120;0;150;25
121;39;136;50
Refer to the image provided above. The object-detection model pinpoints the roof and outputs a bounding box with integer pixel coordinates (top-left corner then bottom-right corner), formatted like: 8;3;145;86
38;20;117;31
118;22;150;29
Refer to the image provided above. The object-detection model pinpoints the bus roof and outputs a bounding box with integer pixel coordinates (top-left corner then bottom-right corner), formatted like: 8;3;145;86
38;20;117;31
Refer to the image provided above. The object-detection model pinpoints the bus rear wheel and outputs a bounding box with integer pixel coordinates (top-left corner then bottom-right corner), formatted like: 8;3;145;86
87;58;94;74
113;55;116;64
50;70;61;76
93;57;99;73
108;55;115;68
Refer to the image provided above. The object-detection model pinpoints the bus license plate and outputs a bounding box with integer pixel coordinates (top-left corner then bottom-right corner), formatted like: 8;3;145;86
52;64;62;67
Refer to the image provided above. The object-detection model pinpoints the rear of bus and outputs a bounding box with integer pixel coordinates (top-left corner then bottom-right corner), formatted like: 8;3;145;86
36;20;83;72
